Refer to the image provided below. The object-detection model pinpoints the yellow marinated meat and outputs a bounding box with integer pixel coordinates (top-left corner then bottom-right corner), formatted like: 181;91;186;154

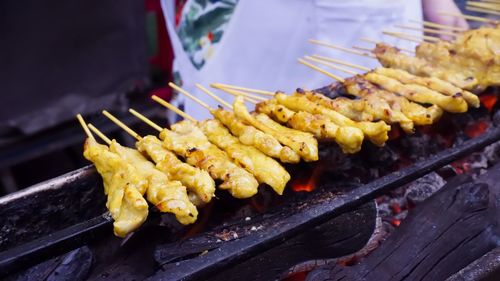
364;72;468;113
109;141;198;225
302;90;414;134
373;43;478;90
198;119;290;195
210;108;300;163
136;135;215;203
373;67;480;108
344;76;442;126
256;100;364;153
233;96;318;162
83;138;148;237
415;38;500;91
274;93;390;146
160;121;259;198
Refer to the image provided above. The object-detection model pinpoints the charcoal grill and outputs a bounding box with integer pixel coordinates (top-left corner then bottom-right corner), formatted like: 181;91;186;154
1;118;500;280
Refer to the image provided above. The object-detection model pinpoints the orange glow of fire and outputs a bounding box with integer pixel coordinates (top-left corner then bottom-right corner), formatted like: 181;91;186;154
480;93;498;112
282;271;308;281
465;120;489;139
390;219;401;227
291;165;324;192
388;125;402;140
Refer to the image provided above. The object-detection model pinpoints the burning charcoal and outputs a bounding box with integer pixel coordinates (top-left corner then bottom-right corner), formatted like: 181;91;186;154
404;172;446;205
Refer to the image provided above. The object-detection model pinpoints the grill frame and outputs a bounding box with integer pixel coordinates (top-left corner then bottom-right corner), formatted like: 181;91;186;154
1;124;499;279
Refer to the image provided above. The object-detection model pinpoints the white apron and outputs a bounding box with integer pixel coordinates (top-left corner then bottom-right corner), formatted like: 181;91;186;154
161;0;422;120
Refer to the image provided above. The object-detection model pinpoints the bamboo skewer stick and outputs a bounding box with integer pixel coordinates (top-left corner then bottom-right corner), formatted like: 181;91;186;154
102;110;142;141
152;96;197;122
311;54;371;71
211;87;259;104
309;59;359;76
129;109;163;132
211;83;267;101
88;124;112;144
466;6;500;15
467;1;500;11
352;45;374;52
409;19;467;31
155;84;198;122
298;59;344;82
308;39;376;58
438;11;497;23
76;114;95;140
383;31;440;42
195;84;233;109
304;56;359;76
210;83;275;96
394;24;459;37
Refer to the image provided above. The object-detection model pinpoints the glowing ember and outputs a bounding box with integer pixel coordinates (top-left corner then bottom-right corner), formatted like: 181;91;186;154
390;219;401;227
291;165;324;192
282;271;308;281
480;93;498;112
465;120;489;138
388;125;402;140
390;203;402;214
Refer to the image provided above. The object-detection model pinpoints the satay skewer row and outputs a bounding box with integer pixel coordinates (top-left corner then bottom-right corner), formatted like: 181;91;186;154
302;55;469;113
213;84;365;153
100;111;199;224
315;55;479;108
213;79;413;134
166;83;300;163
76;114;149;237
298;59;443;126
195;84;301;162
209;85;319;161
99;110;215;204
161;86;291;194
130;105;260;199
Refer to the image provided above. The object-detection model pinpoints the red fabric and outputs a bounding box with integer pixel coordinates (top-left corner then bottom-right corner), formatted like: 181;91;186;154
145;0;174;101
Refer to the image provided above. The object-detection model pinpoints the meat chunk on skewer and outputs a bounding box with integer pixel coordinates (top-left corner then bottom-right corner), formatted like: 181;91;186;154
256;99;364;153
274;93;391;146
136;135;215;203
198;119;290;195
210;108;300;163
109;140;198;225
301;90;415;134
233;96;319;162
160;121;259;199
343;76;443;126
364;72;468;113
373;68;479;107
373;43;479;90
83;138;148;237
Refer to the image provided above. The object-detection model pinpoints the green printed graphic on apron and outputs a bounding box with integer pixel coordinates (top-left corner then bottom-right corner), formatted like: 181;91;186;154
176;0;239;69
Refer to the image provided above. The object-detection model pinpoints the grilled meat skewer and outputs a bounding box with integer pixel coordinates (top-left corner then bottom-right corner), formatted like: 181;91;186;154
256;99;364;153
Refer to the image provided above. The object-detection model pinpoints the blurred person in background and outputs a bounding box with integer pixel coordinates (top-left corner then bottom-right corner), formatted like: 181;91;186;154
161;0;468;121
